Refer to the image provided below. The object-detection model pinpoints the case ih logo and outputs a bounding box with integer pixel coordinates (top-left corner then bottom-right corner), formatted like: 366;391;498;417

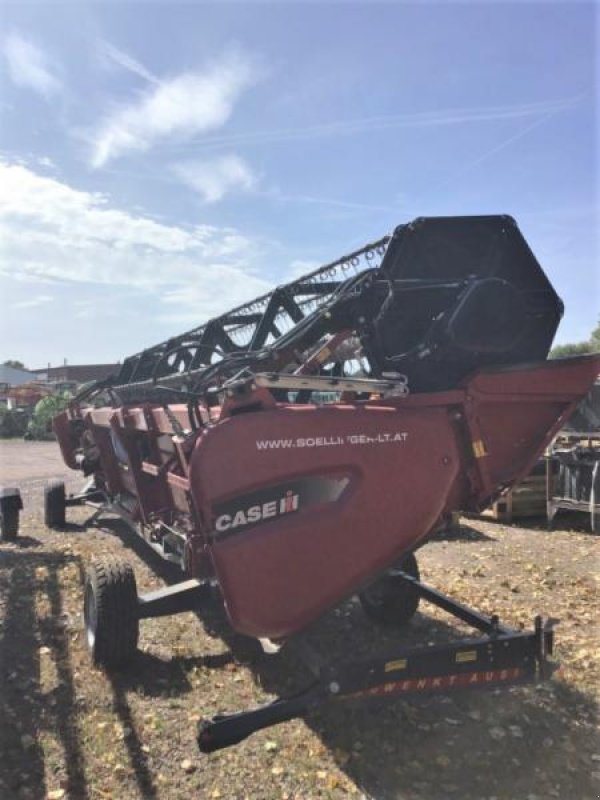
215;491;299;533
212;475;349;539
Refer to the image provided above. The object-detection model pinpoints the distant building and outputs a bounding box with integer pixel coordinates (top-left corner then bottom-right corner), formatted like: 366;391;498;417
0;364;38;387
30;363;120;386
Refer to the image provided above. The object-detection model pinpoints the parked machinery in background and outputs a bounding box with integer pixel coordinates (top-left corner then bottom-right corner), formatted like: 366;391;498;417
547;381;600;533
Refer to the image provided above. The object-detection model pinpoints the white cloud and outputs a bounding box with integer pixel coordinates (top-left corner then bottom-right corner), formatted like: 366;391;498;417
91;49;260;168
13;294;53;309
286;259;320;280
3;33;61;97
37;156;57;170
172;155;257;203
0;160;271;324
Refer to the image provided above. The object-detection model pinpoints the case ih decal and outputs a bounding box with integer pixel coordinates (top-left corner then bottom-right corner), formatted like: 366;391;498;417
212;475;350;537
215;491;299;533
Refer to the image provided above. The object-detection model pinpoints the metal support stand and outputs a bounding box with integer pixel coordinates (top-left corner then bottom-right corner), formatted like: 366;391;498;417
393;569;512;635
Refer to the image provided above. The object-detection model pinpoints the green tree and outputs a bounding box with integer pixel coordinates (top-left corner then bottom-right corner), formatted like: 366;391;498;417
549;341;594;359
590;318;600;351
0;406;30;438
2;359;26;370
27;392;71;440
550;317;600;359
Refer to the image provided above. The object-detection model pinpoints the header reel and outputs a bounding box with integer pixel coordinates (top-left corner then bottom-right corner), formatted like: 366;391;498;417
87;215;563;406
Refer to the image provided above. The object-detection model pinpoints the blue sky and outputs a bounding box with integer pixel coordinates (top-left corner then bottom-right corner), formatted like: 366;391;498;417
0;0;597;369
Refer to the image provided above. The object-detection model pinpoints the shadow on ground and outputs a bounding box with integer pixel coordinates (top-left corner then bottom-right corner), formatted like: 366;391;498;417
1;513;597;800
0;547;88;800
428;521;495;543
99;515;599;800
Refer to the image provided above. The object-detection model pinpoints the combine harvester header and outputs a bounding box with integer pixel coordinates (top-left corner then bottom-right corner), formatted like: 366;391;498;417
44;215;599;754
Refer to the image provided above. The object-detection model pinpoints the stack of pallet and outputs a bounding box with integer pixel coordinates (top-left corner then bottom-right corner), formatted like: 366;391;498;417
483;381;599;527
482;460;547;524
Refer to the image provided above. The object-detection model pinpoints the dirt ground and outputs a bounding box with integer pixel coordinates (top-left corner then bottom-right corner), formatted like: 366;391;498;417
0;440;598;800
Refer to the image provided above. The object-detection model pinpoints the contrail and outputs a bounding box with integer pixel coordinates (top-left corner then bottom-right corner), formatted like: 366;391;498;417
165;95;582;153
418;99;584;201
98;41;160;85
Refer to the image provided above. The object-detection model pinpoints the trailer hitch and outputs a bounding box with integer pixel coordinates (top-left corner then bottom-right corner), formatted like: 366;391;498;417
198;682;326;753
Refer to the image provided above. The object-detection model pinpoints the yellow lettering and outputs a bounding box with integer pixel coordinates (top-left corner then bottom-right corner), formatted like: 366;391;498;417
384;659;407;673
456;650;477;663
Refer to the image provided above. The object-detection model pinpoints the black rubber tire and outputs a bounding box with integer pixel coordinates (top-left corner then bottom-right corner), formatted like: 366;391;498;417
44;480;66;529
0;509;19;542
359;552;421;626
84;558;139;669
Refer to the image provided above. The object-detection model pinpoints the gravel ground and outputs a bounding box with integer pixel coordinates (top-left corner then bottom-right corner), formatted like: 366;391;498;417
0;441;598;800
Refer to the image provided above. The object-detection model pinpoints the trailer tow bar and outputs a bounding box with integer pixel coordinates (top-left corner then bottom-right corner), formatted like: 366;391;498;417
137;579;214;619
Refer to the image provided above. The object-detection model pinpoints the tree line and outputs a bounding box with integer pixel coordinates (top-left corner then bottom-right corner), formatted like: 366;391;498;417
550;318;600;359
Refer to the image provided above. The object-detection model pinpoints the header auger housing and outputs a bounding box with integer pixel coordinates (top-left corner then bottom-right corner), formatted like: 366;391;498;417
51;215;598;754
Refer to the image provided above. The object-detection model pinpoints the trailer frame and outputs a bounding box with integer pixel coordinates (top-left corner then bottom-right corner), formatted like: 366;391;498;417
72;501;558;754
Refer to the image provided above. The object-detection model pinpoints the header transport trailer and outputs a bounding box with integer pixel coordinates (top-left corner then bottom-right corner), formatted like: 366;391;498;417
47;215;599;752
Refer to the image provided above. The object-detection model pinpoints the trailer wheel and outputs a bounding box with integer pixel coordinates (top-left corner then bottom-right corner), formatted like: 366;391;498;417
84;558;139;669
0;509;19;541
359;552;420;626
44;480;66;529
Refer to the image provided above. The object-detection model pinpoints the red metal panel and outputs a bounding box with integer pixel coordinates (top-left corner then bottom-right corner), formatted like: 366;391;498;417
52;411;78;470
190;404;459;638
52;353;600;641
464;355;600;501
189;355;600;639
